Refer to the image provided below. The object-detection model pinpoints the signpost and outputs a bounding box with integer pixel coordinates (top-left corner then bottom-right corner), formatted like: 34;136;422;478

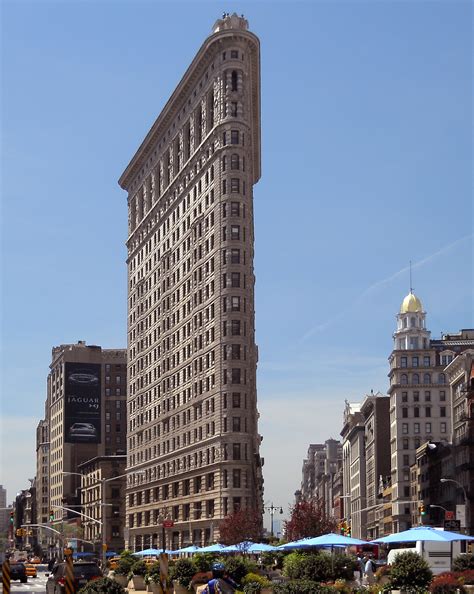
444;519;461;532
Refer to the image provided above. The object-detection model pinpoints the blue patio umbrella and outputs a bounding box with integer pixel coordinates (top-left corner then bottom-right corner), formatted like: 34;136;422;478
135;548;165;556
247;542;278;553
302;533;367;547
171;545;201;554
221;541;255;553
372;526;474;544
277;537;313;550
194;543;228;553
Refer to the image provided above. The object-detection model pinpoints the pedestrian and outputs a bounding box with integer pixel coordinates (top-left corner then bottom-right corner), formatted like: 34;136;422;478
363;555;375;585
196;562;237;593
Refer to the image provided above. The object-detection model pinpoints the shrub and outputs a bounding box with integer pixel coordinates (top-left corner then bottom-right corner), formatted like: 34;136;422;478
169;558;197;588
454;554;474;572
193;553;214;573
261;551;285;569
224;556;256;585
459;570;474;585
114;551;137;576
273;580;334;594
331;554;359;581
375;565;390;581
241;572;272;588
282;551;333;582
130;559;147;577
147;561;161;584
388;551;433;592
77;577;126;594
430;574;466;593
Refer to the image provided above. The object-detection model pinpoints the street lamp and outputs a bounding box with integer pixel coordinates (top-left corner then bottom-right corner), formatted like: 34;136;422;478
264;503;283;538
429;504;449;514
441;477;469;531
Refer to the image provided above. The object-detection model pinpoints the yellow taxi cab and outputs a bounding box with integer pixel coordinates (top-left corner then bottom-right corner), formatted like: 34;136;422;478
24;563;37;578
30;557;41;564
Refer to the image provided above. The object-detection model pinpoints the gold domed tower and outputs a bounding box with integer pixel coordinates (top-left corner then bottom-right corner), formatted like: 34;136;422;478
394;291;430;351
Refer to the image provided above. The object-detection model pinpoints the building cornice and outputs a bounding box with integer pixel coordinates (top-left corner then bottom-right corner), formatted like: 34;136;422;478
119;27;260;191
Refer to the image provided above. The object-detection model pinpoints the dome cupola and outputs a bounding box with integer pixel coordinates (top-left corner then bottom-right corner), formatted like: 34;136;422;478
400;291;423;314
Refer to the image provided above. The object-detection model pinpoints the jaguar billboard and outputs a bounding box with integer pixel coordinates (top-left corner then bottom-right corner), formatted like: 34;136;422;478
64;362;101;443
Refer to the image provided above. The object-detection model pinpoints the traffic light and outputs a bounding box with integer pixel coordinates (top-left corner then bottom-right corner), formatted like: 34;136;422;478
419;504;427;516
9;511;14;524
346;523;351;537
49;509;54;522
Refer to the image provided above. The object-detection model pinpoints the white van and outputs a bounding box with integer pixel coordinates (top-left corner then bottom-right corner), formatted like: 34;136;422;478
387;540;462;575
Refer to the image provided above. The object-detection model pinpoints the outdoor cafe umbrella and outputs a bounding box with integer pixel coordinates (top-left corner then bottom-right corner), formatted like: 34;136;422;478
247;542;278;553
194;543;228;553
279;533;366;550
220;541;278;553
135;548;165;556
171;545;201;555
371;526;474;544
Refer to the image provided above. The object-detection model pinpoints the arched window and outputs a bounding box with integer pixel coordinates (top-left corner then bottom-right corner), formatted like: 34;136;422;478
403;318;408;328
231;154;240;170
401;374;408;385
231;70;238;92
423;373;431;384
412;373;420;385
438;373;446;384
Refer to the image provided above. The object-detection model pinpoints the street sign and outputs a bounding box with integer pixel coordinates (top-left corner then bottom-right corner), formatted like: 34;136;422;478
444;519;461;531
162;520;174;528
445;511;455;520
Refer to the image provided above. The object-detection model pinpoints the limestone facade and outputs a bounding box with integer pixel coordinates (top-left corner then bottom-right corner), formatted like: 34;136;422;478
119;14;263;550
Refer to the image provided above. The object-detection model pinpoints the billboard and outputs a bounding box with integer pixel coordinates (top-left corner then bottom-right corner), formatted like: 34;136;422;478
64;362;101;443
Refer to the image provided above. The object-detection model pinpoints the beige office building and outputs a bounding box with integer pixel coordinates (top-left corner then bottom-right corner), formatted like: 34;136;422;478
119;13;264;550
46;341;127;535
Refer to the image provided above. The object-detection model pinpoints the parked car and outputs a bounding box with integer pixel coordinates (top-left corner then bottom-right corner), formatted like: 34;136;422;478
25;563;37;577
46;561;102;593
0;562;28;583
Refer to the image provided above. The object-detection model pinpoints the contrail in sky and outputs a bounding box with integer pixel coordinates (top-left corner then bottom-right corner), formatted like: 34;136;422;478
300;234;473;343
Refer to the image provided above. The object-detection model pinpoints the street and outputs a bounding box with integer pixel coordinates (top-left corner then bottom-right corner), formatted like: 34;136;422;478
8;567;47;594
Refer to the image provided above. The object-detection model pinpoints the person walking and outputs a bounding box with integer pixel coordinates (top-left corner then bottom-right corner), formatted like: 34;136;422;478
363;555;375;585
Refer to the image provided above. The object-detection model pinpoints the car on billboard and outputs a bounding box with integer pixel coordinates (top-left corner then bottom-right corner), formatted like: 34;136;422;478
68;370;99;385
68;422;98;440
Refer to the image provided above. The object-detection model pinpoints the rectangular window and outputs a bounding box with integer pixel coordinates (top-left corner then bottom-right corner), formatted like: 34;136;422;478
231;368;241;384
231;272;240;288
230;225;240;240
232;393;241;408
412;356;419;368
441;422;447;433
440;406;446;417
231;130;239;144
231;296;240;311
414;391;420;402
424;356;430;367
425;422;432;433
402;392;408;403
232;443;241;460
230;249;240;264
425;407;431;417
402;423;409;434
231;202;240;216
402;408;408;418
231;320;241;335
401;357;407;368
414;407;419;418
231;344;241;359
440;391;446;402
233;468;241;488
232;417;241;432
403;438;409;450
414;423;420;434
425;391;431;402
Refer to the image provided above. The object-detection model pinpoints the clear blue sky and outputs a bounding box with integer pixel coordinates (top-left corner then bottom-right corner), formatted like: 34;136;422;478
1;1;472;530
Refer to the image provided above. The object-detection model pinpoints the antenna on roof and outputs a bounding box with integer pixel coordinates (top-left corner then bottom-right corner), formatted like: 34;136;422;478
409;260;413;293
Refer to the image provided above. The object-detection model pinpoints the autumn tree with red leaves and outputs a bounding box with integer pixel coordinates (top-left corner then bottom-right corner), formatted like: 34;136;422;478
284;499;337;541
218;508;263;545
